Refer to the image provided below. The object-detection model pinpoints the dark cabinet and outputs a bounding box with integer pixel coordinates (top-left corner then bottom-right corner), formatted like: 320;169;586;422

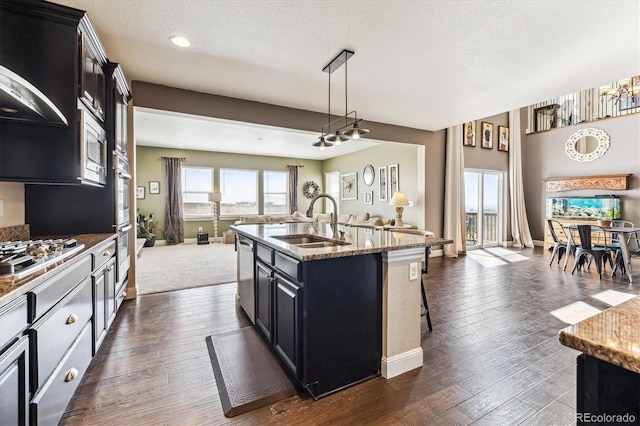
242;232;382;399
0;335;30;426
273;273;301;377
79;29;106;122
255;261;273;342
105;63;131;160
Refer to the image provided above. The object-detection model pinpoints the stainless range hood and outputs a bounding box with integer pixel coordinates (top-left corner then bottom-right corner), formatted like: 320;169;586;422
0;64;68;125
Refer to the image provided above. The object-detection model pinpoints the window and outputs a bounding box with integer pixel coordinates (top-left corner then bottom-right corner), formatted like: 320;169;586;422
181;166;214;219
220;168;258;216
325;171;340;212
263;170;288;214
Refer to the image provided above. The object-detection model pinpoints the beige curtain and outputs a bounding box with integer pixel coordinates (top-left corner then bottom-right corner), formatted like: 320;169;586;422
443;125;466;257
509;110;533;248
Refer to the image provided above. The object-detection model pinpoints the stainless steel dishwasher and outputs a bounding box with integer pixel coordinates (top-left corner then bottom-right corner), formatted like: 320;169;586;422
236;234;255;323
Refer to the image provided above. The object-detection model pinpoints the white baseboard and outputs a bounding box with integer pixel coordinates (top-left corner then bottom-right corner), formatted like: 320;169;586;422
381;347;423;379
533;239;544;247
429;248;444;257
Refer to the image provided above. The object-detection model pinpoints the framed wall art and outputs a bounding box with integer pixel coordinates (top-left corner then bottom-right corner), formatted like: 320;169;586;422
498;126;509;152
463;120;476;147
481;122;493;149
149;181;160;194
364;191;373;205
363;164;375;186
341;172;358;200
136;186;145;199
378;166;387;201
388;164;399;197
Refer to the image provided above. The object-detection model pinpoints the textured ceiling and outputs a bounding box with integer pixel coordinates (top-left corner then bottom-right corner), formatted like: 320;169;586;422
49;0;640;157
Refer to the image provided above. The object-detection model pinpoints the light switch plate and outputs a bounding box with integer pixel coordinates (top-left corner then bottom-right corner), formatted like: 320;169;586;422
409;262;418;280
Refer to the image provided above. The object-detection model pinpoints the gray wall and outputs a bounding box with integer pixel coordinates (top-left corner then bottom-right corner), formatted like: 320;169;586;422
522;113;640;241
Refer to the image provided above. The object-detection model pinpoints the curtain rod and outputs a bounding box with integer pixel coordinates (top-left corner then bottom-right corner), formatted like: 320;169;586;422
161;157;186;161
286;164;304;167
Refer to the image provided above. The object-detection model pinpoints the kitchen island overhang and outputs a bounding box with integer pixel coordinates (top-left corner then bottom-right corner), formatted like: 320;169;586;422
231;222;452;398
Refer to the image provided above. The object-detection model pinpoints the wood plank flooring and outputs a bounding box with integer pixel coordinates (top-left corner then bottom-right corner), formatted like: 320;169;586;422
61;247;640;425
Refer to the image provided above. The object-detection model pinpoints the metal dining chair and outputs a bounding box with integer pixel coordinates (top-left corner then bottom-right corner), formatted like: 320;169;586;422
547;219;574;266
571;225;613;279
386;228;434;331
609;220;638;277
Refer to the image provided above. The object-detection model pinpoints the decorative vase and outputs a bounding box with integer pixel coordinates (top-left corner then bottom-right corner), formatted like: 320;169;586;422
143;235;156;247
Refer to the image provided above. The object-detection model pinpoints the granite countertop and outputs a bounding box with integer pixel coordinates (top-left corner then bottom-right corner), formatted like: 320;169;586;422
231;223;452;261
0;233;116;307
559;296;640;374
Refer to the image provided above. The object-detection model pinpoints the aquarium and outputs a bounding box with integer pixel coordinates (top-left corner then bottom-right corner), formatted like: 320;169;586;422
545;196;621;220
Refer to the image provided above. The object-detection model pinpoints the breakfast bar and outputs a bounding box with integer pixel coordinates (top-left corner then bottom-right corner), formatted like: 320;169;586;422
559;296;640;421
231;222;452;398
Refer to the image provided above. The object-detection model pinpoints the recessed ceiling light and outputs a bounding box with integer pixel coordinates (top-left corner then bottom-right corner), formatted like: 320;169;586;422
170;36;191;48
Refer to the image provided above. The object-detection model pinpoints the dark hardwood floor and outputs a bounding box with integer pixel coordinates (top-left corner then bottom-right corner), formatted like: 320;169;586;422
61;247;640;425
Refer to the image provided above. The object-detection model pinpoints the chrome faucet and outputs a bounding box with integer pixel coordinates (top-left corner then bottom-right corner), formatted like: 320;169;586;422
306;193;341;240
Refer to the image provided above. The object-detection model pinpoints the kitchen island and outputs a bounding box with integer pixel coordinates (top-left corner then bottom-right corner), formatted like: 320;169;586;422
231;222;452;399
559;296;640;421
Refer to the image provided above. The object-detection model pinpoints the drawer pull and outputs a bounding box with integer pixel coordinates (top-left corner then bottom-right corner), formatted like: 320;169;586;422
103;250;111;257
65;368;79;382
66;313;79;324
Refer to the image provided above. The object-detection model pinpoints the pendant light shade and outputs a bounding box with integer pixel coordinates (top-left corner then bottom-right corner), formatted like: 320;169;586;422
343;122;369;139
312;49;370;150
312;136;333;151
325;131;350;145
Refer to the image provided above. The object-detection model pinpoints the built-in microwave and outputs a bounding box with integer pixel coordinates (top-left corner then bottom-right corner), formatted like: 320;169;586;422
79;107;107;186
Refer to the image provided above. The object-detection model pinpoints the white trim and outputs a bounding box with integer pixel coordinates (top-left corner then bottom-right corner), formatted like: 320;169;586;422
381;347;423;378
429;248;444;257
533;239;545;247
383;247;424;263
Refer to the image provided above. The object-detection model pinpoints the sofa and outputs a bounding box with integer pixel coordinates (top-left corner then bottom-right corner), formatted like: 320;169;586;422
234;211;386;226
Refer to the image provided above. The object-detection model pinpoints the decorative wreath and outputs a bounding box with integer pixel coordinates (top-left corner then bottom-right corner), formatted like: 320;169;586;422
303;181;321;199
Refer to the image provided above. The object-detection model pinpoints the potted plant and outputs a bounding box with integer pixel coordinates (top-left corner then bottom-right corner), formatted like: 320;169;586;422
163;230;179;245
137;211;158;247
597;209;615;228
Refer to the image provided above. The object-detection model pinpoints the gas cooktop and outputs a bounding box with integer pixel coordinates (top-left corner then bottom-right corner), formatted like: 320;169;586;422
0;238;85;281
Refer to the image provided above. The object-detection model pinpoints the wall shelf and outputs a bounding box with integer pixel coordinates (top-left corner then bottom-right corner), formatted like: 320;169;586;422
545;174;632;192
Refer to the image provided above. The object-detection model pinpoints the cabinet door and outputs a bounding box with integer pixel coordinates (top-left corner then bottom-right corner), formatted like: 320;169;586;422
105;257;117;328
255;261;273;342
92;266;107;355
0;335;29;426
273;273;301;377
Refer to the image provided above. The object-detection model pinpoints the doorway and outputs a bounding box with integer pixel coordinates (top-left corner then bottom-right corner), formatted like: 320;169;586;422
464;170;505;249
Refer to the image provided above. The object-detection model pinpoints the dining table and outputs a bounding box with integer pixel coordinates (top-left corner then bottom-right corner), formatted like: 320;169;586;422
562;225;640;283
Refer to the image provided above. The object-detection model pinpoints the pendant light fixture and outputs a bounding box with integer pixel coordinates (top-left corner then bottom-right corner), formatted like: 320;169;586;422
313;49;370;149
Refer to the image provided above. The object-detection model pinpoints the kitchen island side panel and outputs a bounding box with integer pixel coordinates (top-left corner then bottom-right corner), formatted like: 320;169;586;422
302;253;382;398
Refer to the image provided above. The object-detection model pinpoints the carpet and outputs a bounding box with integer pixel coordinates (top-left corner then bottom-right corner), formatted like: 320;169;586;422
137;242;237;295
205;327;297;417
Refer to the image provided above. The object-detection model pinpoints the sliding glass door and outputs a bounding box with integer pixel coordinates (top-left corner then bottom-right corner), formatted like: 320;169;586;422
464;170;505;249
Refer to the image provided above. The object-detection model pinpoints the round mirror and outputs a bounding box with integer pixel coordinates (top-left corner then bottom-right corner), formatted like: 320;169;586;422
363;164;375;186
565;128;610;162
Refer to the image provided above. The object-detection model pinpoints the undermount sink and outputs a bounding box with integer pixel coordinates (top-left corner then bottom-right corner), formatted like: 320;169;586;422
271;234;350;248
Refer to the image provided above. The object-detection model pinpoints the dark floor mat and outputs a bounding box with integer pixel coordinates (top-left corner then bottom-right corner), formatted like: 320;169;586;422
205;327;297;417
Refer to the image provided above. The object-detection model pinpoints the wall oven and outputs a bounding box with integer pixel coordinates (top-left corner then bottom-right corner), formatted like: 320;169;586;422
79;107;107;186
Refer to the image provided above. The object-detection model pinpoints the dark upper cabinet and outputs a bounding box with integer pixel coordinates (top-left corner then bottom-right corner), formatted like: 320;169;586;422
79;23;106;122
105;63;132;160
0;0;109;185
